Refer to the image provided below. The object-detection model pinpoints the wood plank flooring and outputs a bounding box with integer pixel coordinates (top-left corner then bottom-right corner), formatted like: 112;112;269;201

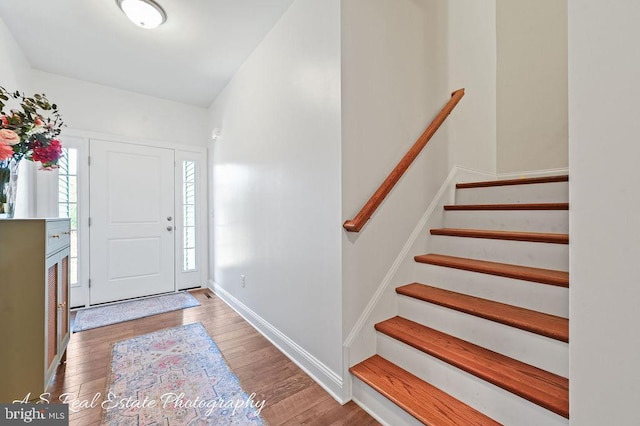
48;289;378;425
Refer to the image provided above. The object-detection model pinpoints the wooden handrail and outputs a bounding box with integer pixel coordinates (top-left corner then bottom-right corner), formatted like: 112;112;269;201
343;88;465;232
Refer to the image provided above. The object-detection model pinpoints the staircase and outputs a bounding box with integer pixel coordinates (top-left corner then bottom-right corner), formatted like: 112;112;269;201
350;175;569;425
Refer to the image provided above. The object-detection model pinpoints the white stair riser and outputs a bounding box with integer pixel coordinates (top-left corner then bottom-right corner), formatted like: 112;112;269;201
444;210;569;233
352;377;425;426
428;235;569;271
455;181;568;205
413;263;569;318
377;334;569;426
397;296;568;377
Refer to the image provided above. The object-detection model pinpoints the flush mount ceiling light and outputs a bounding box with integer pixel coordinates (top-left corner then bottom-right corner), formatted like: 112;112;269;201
116;0;167;29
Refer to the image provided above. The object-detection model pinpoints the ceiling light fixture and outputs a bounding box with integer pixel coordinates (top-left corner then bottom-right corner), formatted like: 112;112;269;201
116;0;167;29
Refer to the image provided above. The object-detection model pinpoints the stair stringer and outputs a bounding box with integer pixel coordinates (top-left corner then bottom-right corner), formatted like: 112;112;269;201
343;166;494;404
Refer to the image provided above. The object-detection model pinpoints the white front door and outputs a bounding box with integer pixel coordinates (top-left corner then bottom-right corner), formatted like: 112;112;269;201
89;140;175;304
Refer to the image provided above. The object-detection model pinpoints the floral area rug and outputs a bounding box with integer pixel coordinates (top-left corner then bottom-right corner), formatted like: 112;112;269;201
103;322;265;425
72;292;200;332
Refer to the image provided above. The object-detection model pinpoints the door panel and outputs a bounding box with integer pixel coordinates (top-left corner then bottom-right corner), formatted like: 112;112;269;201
90;140;175;304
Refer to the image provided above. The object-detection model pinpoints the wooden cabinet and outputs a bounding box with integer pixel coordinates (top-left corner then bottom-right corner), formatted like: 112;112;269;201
0;219;71;402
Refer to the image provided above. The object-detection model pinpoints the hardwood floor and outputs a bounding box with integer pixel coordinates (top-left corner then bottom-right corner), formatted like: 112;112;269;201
49;289;379;425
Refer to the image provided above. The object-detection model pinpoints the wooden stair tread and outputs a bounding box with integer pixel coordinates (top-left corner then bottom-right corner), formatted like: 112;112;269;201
376;317;569;418
350;355;501;426
430;228;568;244
396;283;568;342
456;175;568;189
444;203;568;211
414;254;569;287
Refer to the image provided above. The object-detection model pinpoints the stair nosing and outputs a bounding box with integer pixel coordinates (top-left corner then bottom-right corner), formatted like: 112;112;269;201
414;253;569;287
350;355;502;426
375;317;569;419
444;203;569;211
396;283;568;342
456;175;568;189
430;228;569;244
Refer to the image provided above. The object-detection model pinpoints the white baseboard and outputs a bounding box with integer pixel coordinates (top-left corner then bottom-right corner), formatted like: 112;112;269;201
208;280;347;404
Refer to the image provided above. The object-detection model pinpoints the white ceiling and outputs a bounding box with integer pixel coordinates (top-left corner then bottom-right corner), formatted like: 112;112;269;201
0;0;295;107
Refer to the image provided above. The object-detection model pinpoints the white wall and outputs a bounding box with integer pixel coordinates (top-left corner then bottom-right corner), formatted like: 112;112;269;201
341;0;449;342
31;70;209;146
497;0;568;173
569;0;640;423
447;0;497;174
0;15;37;218
0;16;30;91
0;37;209;218
208;0;343;388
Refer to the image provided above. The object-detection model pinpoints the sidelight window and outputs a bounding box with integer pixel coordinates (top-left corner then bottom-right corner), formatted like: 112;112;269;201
182;160;196;272
58;148;79;286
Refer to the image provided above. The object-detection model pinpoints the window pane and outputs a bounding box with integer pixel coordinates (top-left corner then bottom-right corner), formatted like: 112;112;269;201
183;227;196;248
184;248;196;271
59;203;69;218
69;204;78;230
58;176;69;203
184;205;195;227
58;150;69;175
68;176;78;203
184;182;195;205
184;161;195;182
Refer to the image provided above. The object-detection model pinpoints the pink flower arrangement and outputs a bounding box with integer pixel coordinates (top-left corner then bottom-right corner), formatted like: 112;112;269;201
0;86;64;168
31;139;63;170
0;128;20;146
0;141;13;162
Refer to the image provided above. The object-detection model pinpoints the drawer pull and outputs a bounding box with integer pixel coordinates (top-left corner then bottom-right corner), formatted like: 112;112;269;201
49;234;60;239
62;232;71;235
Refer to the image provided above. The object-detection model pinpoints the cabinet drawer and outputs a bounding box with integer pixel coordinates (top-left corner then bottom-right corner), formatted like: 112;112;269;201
46;220;70;255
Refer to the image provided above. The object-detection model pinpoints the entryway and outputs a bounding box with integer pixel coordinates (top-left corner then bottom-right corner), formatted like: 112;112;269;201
56;136;206;307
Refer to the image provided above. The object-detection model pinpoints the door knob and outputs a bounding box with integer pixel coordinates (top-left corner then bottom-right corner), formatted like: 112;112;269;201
167;226;173;231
